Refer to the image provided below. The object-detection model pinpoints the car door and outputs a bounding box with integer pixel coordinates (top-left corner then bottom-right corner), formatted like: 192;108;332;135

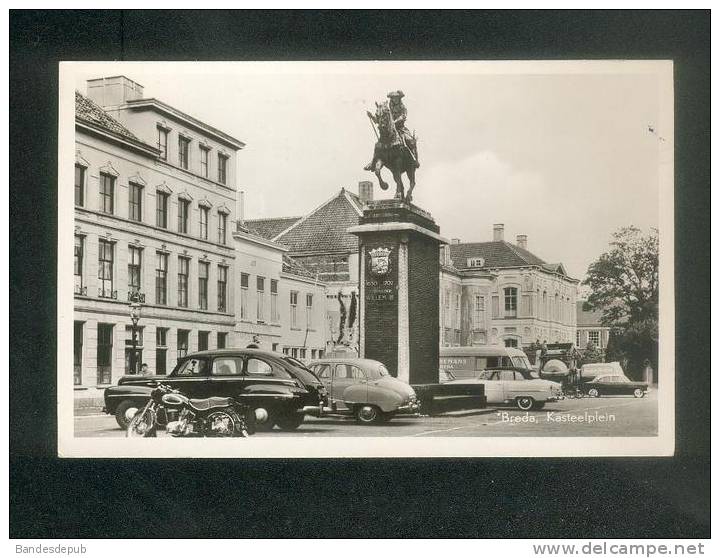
207;356;245;399
332;364;356;409
478;370;504;404
497;369;521;400
167;356;210;398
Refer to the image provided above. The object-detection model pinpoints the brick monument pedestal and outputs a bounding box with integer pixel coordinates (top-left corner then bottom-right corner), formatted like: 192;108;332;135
348;200;447;385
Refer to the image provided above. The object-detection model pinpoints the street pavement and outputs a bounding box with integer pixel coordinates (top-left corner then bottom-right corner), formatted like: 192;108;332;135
74;390;658;438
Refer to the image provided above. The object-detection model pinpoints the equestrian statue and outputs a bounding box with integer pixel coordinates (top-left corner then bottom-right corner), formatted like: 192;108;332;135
364;90;420;203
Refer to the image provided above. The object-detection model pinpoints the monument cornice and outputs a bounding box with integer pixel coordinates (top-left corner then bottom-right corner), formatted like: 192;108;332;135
348;221;448;244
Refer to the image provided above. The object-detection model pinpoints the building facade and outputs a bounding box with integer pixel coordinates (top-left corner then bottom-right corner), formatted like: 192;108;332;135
74;76;244;408
246;182;579;352
576;300;611;351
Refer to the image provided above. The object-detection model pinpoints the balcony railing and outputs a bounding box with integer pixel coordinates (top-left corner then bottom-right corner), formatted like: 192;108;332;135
127;291;146;303
98;288;118;300
74;285;88;296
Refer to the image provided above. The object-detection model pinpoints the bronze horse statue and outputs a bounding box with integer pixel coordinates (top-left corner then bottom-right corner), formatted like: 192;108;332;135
368;101;417;203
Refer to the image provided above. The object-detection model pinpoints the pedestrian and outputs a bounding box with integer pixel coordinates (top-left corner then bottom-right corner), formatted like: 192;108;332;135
140;363;150;375
246;334;261;349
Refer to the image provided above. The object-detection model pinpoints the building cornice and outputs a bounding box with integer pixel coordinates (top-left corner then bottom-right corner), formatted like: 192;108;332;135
76;121;160;158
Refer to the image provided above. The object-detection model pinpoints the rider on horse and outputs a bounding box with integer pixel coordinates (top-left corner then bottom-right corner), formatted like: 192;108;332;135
364;90;420;171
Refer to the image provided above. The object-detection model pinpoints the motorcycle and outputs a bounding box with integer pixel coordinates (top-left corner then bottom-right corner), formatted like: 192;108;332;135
126;383;255;438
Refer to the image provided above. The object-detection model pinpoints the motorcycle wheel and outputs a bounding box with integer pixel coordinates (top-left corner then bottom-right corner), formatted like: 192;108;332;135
126;407;157;438
205;409;247;437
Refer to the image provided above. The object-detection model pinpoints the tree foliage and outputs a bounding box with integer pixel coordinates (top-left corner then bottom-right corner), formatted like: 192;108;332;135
583;227;659;326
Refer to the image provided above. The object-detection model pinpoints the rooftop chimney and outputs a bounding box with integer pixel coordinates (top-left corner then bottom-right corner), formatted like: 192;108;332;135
236;190;247;232
358;181;374;205
516;234;527;250
493;223;505;242
451;238;461;244
87;76;144;107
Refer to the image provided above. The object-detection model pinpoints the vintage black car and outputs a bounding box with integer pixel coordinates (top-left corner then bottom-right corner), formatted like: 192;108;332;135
581;374;649;398
103;349;328;431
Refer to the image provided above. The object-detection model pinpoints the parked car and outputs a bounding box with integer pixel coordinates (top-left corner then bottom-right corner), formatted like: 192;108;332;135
444;367;563;410
579;361;625;382
307;358;420;424
103;349;328;431
581;374;649;398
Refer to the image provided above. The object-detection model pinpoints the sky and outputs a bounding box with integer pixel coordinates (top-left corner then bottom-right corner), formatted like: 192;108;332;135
71;62;669;284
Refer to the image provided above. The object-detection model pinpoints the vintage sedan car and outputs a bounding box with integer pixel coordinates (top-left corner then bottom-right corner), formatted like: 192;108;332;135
581;374;649;398
444;367;563;410
307;358;420;424
103;349;328;431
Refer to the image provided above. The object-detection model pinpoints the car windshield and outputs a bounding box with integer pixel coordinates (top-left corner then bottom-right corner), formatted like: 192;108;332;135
616;375;631;383
511;356;533;370
366;364;389;380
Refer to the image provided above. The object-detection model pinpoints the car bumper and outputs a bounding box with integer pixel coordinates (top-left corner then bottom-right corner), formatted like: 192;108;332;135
396;401;421;414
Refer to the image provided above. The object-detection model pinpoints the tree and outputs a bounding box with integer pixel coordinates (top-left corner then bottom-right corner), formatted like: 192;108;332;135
583;227;659;325
583;227;659;379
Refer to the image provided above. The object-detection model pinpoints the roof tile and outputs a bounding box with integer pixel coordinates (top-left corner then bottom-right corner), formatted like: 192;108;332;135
75;91;141;142
245;216;302;240
448;241;546;269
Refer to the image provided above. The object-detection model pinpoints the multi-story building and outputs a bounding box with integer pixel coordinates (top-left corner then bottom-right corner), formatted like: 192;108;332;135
440;225;579;348
233;225;327;359
74;76;244;409
247;182;579;352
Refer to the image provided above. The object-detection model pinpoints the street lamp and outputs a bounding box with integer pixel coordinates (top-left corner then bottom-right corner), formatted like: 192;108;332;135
128;291;143;375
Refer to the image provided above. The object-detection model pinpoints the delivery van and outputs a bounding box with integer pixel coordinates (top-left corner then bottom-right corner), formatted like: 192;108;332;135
439;346;536;382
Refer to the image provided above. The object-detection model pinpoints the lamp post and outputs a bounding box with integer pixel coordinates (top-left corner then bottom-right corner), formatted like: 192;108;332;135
129;291;142;375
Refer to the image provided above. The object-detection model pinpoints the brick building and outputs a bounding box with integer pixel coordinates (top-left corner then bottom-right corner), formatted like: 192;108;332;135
576;300;611;351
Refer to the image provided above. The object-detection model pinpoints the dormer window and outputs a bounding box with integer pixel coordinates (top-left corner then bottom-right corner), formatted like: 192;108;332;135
466;257;485;268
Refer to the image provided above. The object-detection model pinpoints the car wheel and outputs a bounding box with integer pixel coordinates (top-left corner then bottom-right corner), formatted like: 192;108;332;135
275;411;305;431
115;399;142;430
633;388;645;398
251;407;276;432
356;405;384;424
588;388;600;398
516;397;534;411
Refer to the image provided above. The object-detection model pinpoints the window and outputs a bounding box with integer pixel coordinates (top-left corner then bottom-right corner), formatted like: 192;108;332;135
129;182;143;221
74;165;85;206
200;146;209;177
199;206;209;240
256;276;265;322
270;279;279;322
199;261;209;310
247;358;276;376
217;332;228;349
306;293;313;328
588;330;600;346
313;364;331;380
240;273;249;320
97;324;113;384
217;212;227;245
212;357;241;376
178;136;190;169
177;330;190;361
176;357;206;376
74;235;84;294
124;325;144;375
576;330;580;347
98;240;114;298
157;127;168;160
217;154;228;184
155;252;168;305
73;321;83;385
177;257;189;308
217;266;228;312
473;295;485;329
128;245;142;296
504;338;518;348
178;199;190;234
504;287;518;318
156;327;168;375
290;290;298;328
156;191;169;228
99;173;114;214
198;331;209;352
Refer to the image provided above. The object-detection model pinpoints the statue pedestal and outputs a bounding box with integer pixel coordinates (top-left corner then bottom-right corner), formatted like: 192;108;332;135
348;200;446;384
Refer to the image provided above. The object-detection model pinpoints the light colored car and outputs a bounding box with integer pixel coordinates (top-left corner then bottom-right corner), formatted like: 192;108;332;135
446;368;562;410
308;358;420;424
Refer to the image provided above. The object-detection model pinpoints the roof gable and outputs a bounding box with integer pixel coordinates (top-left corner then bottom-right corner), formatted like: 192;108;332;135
75;91;140;143
448;241;546;270
576;301;607;326
275;189;362;253
245;216;302;241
